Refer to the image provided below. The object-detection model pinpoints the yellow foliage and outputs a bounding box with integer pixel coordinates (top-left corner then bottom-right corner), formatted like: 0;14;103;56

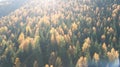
18;32;25;43
45;64;53;67
33;36;40;44
82;37;91;52
93;53;99;63
82;42;90;52
102;43;107;52
101;34;106;41
107;48;119;61
112;13;117;18
76;56;88;67
107;27;114;34
0;26;8;33
10;33;15;39
84;37;91;44
107;17;111;22
57;26;64;35
50;65;53;67
112;36;116;42
68;29;72;37
19;37;33;50
112;4;117;9
55;34;65;45
40;15;50;25
26;25;32;35
64;34;71;43
50;27;56;34
14;58;21;67
62;23;67;31
92;27;96;33
96;21;100;27
113;9;118;14
45;64;49;67
71;22;78;31
51;14;60;25
56;35;61;45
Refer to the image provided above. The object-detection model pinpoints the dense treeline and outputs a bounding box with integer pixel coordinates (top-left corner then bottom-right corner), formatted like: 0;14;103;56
0;0;120;67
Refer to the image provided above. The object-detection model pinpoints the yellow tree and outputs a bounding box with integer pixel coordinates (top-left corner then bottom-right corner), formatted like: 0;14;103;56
93;53;99;63
14;58;21;67
76;56;88;67
18;32;25;43
26;25;32;36
82;37;91;52
107;48;119;62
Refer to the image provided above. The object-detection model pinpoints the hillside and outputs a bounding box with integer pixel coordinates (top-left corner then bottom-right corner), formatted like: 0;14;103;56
0;0;27;18
0;0;120;67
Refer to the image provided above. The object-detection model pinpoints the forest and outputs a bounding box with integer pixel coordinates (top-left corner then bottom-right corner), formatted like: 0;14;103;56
0;0;120;67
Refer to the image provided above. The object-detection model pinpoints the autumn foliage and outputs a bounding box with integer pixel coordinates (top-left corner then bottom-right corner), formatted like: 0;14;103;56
0;0;120;67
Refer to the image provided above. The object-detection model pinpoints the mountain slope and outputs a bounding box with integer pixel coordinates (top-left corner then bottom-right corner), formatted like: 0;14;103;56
0;0;120;67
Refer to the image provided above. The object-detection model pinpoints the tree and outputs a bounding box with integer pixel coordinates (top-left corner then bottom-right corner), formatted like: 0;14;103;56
18;32;25;43
14;58;21;67
76;56;88;67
